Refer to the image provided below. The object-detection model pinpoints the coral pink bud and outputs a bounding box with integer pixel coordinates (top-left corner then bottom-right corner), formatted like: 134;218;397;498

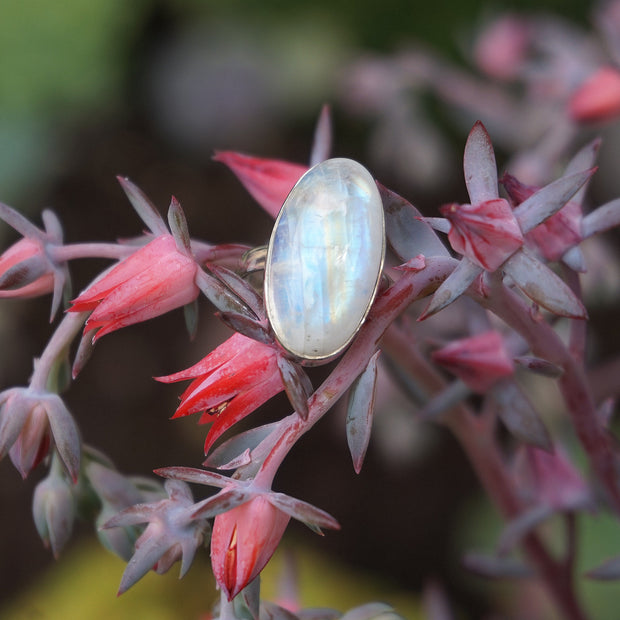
70;235;199;341
214;151;307;219
569;66;620;123
0;238;54;299
211;495;290;600
432;330;514;393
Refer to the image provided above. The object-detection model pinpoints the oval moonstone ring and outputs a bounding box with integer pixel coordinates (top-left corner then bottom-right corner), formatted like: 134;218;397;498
264;158;385;362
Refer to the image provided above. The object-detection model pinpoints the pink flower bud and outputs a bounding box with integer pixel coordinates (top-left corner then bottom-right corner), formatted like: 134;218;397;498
569;66;620;123
441;199;524;271
70;234;199;341
431;330;514;393
214;151;307;219
0;237;54;299
211;495;290;600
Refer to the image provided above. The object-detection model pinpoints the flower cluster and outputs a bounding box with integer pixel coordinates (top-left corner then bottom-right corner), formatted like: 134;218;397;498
4;7;620;619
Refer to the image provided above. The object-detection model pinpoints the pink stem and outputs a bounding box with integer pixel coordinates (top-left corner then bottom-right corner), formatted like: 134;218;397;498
50;243;135;262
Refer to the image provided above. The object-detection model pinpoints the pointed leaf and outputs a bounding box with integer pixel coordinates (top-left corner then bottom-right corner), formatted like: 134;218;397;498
277;356;312;420
0;393;29;458
420;217;451;234
190;486;251;519
462;552;534;578
503;251;587;318
195;268;258;320
310;104;332;166
209;265;265;319
179;537;200;578
203;422;280;469
118;536;169;594
379;184;450;261
582;198;620;238
497;504;554;554
564;138;601;177
45;397;81;482
563;138;600;206
183;299;199;341
514;356;563;378
217;312;273;345
464;121;498;205
154;466;232;489
102;503;160;529
268;492;340;531
419;258;482;319
116;176;168;236
72;328;96;379
167;197;192;254
42;209;64;242
494;381;552;451
0;201;43;239
346;351;380;474
513;169;595;234
561;246;586;272
49;268;67;322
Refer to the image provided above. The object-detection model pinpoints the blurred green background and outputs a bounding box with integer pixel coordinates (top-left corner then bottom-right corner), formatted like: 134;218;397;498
0;1;613;619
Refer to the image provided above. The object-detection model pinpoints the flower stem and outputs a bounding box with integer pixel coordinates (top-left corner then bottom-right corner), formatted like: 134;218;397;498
50;243;136;262
30;311;88;392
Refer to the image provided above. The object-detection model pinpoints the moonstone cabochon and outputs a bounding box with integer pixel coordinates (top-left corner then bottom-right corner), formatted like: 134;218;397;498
265;158;385;361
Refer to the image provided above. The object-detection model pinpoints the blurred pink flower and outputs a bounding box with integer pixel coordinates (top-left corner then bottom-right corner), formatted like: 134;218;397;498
473;15;530;80
214;151;307;219
211;494;290;600
70;234;199;341
569;66;620;123
440;198;524;271
431;330;514;393
157;332;285;454
0;238;54;299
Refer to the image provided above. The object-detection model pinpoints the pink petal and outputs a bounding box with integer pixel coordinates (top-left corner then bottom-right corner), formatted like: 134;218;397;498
70;235;176;311
214;151;307;219
442;198;523;271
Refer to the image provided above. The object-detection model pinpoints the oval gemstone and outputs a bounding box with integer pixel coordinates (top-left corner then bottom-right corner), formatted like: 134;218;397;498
264;158;385;361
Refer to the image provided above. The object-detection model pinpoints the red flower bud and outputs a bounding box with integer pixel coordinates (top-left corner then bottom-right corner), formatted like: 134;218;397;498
211;495;290;600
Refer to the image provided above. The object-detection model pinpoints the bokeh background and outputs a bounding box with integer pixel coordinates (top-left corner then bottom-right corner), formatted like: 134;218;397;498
1;1;615;618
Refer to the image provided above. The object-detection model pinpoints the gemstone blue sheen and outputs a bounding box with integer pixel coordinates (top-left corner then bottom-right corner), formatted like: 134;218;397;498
265;158;385;361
